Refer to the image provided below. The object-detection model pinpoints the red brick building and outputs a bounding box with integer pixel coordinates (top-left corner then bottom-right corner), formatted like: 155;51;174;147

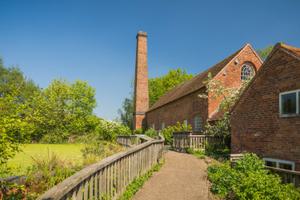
133;31;262;132
231;43;300;171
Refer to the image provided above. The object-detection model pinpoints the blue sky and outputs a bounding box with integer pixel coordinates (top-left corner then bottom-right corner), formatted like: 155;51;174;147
0;0;299;120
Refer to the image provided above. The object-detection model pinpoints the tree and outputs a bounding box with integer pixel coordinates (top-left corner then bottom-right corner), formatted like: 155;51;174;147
201;73;251;148
149;68;193;106
118;68;193;129
117;97;133;129
33;79;97;142
257;45;274;61
0;59;40;165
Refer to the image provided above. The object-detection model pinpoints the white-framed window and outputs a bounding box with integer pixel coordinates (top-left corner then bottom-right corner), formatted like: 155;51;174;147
194;115;202;132
161;122;165;130
263;158;295;170
241;64;255;80
279;89;300;117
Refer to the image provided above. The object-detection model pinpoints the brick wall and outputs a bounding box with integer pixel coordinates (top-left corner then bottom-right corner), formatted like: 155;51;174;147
208;45;262;118
231;48;300;170
146;88;208;131
146;45;262;131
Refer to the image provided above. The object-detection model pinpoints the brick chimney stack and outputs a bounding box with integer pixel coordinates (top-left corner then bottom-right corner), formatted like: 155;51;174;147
133;31;149;130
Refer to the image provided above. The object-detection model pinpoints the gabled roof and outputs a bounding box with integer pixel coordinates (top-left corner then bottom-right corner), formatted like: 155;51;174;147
230;43;300;114
148;44;255;112
279;43;300;59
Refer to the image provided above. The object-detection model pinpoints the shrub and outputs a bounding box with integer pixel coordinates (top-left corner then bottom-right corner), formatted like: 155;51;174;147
133;128;143;135
144;128;158;138
208;153;300;199
161;122;192;145
25;151;80;194
81;141;124;166
96;120;131;142
205;142;230;160
0;181;38;200
186;148;205;159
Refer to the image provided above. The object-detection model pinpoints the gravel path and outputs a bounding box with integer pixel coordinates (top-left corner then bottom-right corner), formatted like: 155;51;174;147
132;151;209;200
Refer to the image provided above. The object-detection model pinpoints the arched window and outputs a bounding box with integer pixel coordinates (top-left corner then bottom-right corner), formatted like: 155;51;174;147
194;115;202;132
241;64;255;80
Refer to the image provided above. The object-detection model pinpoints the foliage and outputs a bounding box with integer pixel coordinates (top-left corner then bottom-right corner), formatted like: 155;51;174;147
0;59;40;166
200;73;251;153
133;128;143;135
149;68;193;106
208;153;300;199
6;144;85;176
257;45;274;61
118;68;193;129
118;97;133;129
118;159;164;200
144;128;158;138
25;151;80;194
0;181;38;200
204;142;230;161
81;141;124;166
201;72;249;113
204;113;231;151
94;119;131;142
161;122;192;145
186;148;205;159
33;79;97;142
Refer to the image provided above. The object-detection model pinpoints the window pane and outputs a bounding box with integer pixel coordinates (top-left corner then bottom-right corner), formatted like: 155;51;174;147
279;163;293;170
265;161;276;167
241;64;255;80
281;92;297;115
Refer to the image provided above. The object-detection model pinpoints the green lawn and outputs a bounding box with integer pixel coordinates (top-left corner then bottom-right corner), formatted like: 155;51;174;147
7;144;85;175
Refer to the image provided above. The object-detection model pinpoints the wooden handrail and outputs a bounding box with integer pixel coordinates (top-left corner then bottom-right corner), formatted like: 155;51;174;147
38;136;164;200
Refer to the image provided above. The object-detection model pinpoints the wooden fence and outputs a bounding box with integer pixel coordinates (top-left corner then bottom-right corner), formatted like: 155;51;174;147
172;132;222;151
267;166;300;187
116;135;153;147
38;135;164;200
116;135;142;147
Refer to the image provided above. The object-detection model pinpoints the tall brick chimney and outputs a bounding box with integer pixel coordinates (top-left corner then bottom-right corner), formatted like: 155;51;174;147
133;31;149;130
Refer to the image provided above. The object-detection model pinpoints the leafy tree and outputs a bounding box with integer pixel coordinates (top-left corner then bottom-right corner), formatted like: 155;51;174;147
201;73;251;149
118;68;193;129
0;59;40;165
34;79;97;142
149;68;193;106
257;45;274;61
118;97;133;129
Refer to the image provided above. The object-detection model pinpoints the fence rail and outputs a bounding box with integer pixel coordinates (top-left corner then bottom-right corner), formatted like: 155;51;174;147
172;132;222;151
266;166;300;187
38;136;164;200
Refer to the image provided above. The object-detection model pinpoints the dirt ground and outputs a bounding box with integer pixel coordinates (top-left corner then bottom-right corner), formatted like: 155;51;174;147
133;151;210;200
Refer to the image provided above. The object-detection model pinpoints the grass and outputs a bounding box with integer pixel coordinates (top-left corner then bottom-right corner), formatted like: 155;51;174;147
7;144;84;175
118;159;164;200
186;148;206;159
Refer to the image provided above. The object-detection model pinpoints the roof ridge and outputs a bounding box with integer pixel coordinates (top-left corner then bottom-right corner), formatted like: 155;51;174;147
230;42;300;114
278;43;300;60
148;44;248;112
